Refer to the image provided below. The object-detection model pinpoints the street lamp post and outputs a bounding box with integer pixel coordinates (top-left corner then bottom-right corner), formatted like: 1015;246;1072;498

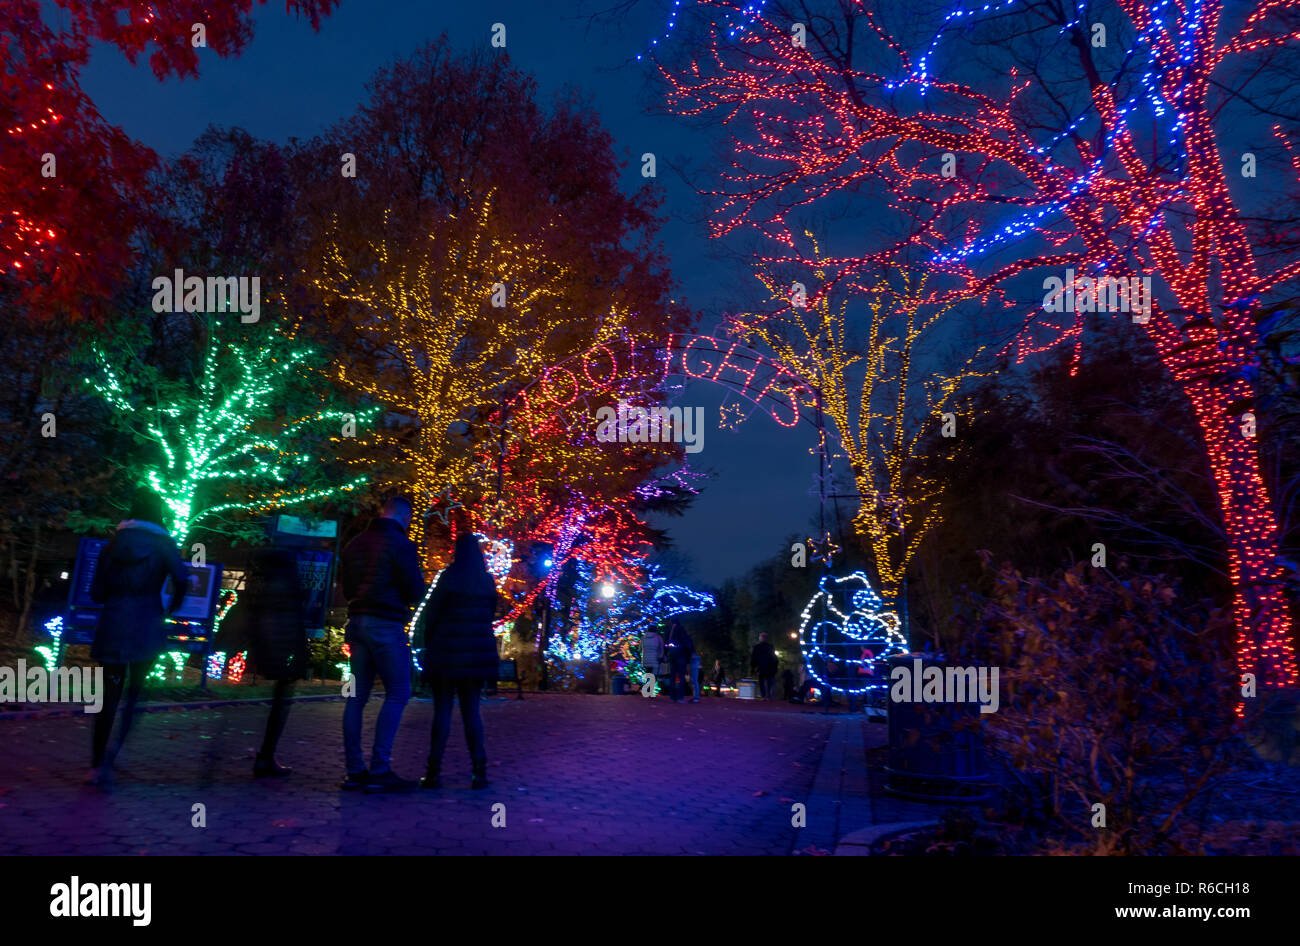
539;597;551;691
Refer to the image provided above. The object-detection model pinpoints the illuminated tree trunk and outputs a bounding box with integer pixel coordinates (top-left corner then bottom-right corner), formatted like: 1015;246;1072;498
851;505;902;607
1161;340;1298;689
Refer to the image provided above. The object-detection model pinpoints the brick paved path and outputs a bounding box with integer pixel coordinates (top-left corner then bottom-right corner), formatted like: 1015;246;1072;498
0;693;909;856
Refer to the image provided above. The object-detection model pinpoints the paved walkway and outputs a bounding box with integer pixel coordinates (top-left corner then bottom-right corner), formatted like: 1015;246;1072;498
0;693;944;856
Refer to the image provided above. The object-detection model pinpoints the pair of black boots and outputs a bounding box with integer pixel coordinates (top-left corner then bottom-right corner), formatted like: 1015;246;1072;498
421;760;488;790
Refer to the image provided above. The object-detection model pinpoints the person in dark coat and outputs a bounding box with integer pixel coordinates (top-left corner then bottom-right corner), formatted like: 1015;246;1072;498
339;496;427;793
782;667;797;702
666;619;695;703
87;486;188;787
420;532;499;790
246;546;308;777
751;632;779;700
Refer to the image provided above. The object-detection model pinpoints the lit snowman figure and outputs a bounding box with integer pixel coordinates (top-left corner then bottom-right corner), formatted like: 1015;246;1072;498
798;571;908;696
477;534;514;590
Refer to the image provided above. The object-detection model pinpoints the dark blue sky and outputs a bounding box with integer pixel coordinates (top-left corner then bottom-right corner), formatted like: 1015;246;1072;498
79;0;824;586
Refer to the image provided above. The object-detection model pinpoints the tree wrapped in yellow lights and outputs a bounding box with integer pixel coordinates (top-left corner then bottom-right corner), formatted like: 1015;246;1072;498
311;189;611;552
299;40;691;571
731;247;988;609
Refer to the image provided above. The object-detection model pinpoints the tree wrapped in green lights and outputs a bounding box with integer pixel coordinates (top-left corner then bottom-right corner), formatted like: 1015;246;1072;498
83;314;377;545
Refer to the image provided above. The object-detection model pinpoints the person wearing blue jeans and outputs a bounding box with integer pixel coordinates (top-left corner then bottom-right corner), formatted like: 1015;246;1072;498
342;615;413;782
339;496;427;793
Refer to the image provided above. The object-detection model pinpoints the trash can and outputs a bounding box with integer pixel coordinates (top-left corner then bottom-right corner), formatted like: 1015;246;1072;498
737;678;758;700
884;655;990;802
611;673;628;696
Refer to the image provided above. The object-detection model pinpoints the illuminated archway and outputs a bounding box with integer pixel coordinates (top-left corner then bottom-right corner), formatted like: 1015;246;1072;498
505;331;830;437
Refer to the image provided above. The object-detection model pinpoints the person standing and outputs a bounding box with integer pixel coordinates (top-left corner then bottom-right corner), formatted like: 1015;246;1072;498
712;658;726;697
750;632;779;701
640;624;667;697
339;496;426;793
689;649;702;703
666;619;694;703
420;532;500;790
87;487;188;788
246;546;308;777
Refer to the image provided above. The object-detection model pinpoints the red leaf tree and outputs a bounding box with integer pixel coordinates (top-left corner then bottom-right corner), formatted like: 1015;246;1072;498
1;0;336;318
660;0;1300;687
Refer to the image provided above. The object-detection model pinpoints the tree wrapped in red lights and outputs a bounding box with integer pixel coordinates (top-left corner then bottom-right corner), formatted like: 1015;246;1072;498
450;353;694;631
659;0;1300;687
1;0;336;317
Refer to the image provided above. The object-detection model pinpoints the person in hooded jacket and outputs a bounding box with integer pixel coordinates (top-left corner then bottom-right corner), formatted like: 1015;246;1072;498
246;546;309;777
87;487;188;787
419;532;500;790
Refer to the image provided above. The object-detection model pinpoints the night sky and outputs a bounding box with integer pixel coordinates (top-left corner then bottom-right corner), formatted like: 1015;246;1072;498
77;0;825;587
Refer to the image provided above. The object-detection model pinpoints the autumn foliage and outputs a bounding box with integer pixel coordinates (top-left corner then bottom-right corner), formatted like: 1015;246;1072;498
1;0;336;317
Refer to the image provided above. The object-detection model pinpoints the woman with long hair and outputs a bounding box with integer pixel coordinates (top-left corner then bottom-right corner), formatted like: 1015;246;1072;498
420;532;500;789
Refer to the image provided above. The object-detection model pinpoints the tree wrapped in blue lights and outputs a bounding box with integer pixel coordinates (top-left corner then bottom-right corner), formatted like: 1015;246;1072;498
538;562;715;689
611;566;715;688
546;559;603;664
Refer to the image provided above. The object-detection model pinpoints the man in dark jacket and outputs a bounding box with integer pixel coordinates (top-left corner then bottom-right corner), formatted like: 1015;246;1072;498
88;487;188;787
339;496;426;793
751;632;779;700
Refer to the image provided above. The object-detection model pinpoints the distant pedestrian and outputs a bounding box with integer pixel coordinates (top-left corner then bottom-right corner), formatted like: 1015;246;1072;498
641;624;668;696
782;668;796;702
712;659;726;696
420;532;500;790
246;546;308;777
666;619;694;703
751;632;778;700
87;487;188;788
339;496;427;793
689;650;702;703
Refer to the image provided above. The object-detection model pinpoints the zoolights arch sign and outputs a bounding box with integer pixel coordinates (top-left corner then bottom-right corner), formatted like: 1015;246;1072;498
507;332;824;436
501;332;909;695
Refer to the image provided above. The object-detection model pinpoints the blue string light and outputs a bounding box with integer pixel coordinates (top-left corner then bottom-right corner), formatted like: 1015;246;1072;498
798;571;908;695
